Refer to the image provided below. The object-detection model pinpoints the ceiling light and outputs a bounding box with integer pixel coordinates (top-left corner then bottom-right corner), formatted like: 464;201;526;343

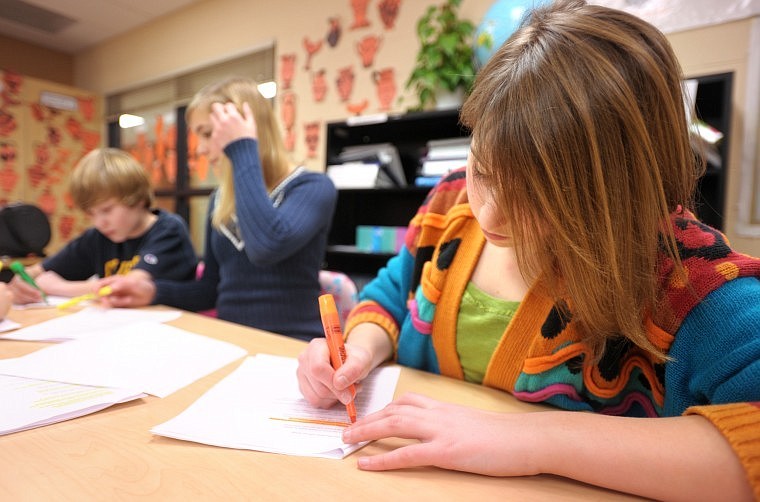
257;81;277;99
119;114;145;128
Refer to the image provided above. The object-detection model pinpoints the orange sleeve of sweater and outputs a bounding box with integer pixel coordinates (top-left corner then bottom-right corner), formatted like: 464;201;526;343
686;402;760;498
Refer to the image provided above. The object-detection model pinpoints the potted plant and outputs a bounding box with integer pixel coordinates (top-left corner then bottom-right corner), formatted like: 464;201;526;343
404;0;476;111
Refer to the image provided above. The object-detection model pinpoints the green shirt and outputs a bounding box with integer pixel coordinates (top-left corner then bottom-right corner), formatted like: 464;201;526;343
456;281;520;383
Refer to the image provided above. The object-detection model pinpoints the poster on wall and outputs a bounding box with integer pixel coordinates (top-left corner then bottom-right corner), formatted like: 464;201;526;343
0;70;102;255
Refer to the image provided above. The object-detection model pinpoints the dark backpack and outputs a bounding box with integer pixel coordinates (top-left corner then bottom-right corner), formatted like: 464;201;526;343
0;203;51;257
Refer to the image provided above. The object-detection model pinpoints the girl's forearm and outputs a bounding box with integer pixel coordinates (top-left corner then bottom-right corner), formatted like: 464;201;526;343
534;411;751;501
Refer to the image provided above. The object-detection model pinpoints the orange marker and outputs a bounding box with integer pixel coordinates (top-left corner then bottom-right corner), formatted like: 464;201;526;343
318;294;357;423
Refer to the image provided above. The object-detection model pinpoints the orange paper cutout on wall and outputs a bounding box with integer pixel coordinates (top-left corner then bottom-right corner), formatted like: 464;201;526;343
350;0;371;29
37;189;56;215
378;0;401;29
77;96;95;122
357;35;382;68
304;121;320;158
346;99;369;116
373;68;397;111
336;66;355;102
312;69;328;102
0;163;19;194
303;37;323;71
58;214;75;240
280;53;297;90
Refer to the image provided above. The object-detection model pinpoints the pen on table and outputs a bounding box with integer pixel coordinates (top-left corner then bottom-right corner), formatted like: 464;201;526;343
318;293;357;424
8;261;48;303
57;285;113;310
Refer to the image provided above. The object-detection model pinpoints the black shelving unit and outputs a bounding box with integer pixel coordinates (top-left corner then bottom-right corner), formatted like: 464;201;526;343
324;109;469;283
693;72;732;231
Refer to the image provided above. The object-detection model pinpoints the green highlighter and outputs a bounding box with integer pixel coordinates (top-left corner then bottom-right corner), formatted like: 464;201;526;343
9;261;48;303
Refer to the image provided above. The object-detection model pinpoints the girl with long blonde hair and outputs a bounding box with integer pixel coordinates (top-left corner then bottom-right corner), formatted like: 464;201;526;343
104;77;337;340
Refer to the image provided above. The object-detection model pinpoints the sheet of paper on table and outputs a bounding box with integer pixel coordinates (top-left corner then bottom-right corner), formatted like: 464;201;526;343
12;295;72;310
151;354;401;459
0;373;145;436
0;321;247;397
1;306;182;342
0;318;21;333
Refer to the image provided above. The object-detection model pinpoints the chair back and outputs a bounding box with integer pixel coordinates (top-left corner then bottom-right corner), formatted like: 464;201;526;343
318;270;358;327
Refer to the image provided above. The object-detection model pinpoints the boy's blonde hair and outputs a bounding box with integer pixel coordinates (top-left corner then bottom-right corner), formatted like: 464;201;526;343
70;148;154;211
461;0;701;361
186;76;291;229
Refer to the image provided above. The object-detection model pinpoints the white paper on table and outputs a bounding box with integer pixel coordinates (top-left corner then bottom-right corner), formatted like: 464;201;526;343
0;374;145;435
0;321;247;397
0;318;21;332
2;306;182;342
151;354;401;459
12;295;72;310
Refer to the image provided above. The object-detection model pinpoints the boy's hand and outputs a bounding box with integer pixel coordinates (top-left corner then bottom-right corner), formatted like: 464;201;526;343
7;275;42;304
97;275;156;308
0;283;13;317
209;101;257;152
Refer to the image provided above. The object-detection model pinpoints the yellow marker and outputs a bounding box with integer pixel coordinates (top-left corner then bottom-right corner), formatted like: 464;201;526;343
57;286;113;310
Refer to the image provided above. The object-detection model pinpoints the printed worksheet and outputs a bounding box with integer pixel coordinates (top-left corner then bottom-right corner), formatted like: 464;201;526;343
0;318;21;333
1;307;182;342
12;295;74;309
151;354;401;458
0;321;247;397
1;374;145;435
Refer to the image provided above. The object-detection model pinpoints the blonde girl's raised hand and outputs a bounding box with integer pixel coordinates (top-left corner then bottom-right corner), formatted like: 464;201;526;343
209;101;257;152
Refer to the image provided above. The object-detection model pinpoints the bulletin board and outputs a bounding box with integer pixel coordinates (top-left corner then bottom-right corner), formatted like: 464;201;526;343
0;70;103;255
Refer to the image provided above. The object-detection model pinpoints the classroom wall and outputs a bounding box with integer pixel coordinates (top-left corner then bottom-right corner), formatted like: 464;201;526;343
0;35;74;86
669;18;760;256
70;0;760;255
0;71;100;254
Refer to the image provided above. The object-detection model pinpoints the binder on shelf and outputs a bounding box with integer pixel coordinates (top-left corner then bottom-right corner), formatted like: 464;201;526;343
328;143;407;188
419;137;470;177
424;137;471;160
326;162;383;189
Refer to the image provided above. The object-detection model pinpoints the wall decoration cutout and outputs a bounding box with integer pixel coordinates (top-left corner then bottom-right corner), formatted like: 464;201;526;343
347;99;369;116
280;91;297;152
350;0;371;29
303;37;323;70
304;121;320;158
378;0;401;29
373;67;397;111
1;71;22;107
279;54;297;90
357;35;382;68
327;17;342;47
0;69;100;252
311;69;328;102
336;66;355;102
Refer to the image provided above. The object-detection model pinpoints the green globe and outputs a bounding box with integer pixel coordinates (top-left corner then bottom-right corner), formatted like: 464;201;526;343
474;0;552;69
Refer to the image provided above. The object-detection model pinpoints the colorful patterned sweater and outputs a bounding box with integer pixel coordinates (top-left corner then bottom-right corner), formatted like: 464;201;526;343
346;169;760;496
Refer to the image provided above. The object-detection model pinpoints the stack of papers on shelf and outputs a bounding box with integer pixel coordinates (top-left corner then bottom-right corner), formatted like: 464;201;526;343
327;162;382;189
419;137;471;177
327;143;407;188
152;354;401;459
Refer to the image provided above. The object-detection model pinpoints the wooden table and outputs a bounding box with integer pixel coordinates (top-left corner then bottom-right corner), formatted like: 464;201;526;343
0;307;641;501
